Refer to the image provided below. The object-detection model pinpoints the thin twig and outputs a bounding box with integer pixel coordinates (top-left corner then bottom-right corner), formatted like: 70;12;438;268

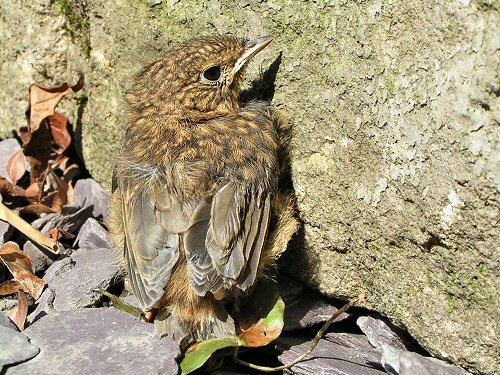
233;292;367;372
0;202;60;254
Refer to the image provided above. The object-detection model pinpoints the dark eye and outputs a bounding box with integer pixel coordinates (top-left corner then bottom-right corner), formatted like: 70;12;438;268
203;66;221;81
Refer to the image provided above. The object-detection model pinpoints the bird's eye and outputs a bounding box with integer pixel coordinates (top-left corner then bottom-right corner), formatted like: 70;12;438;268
203;66;221;81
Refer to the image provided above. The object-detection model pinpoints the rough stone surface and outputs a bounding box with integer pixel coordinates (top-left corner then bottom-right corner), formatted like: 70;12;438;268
23;241;57;274
7;308;180;375
30;247;120;319
0;325;40;372
279;275;350;331
0;221;13;246
31;205;94;236
381;345;470;375
357;315;409;351
0;312;17;330
74;217;113;249
0;1;498;373
0;195;15;246
277;334;386;375
72;178;110;220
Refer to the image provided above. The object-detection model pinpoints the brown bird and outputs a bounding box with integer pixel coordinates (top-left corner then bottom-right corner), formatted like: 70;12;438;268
109;35;298;346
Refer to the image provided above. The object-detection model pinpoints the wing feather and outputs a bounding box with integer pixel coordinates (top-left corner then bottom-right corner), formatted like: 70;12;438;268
119;184;180;309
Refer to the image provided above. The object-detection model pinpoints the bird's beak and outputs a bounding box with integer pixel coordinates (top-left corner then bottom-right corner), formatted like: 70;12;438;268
230;36;273;79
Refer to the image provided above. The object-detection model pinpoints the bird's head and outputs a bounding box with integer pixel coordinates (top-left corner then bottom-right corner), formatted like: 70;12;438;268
127;35;273;121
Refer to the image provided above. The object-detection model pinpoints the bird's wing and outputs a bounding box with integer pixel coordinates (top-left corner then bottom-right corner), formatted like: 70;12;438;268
119;184;180;310
184;182;271;297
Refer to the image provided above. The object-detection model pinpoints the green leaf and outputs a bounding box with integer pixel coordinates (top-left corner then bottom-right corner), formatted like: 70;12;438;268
179;279;285;373
94;289;143;319
180;336;243;375
237;279;285;347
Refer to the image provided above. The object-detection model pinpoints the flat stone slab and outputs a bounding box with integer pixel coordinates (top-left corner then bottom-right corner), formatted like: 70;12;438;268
74;218;114;250
0;325;40;372
72;178;110;220
279;275;351;331
29;247;120;322
357;315;409;351
32;205;94;238
381;345;469;375
277;334;386;375
6;308;180;374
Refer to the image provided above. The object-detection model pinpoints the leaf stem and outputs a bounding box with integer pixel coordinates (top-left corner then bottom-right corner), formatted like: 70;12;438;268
233;292;367;372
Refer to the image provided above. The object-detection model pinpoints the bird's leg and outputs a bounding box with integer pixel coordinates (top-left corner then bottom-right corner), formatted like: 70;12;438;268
142;308;157;323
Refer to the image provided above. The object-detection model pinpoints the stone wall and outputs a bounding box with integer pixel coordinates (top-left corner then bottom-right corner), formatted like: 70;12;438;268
0;1;498;373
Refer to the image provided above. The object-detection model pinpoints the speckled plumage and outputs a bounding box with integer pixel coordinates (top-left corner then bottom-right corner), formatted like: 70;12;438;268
109;35;299;346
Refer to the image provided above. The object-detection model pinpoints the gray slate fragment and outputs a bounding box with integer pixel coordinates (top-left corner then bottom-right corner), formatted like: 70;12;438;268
31;205;94;237
0;325;39;372
0;194;15;245
30;248;120;318
7;308;179;375
0;138;22;183
0;312;17;330
23;241;58;274
279;275;350;331
277;334;386;375
74;217;113;249
324;332;382;365
381;345;469;375
0;221;14;246
72;178;110;220
27;288;56;324
357;315;408;351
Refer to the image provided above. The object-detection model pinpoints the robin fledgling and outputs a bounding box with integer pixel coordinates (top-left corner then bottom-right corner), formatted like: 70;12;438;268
109;35;299;346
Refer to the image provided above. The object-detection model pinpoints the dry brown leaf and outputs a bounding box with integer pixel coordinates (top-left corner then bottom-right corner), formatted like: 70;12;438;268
24;123;53;184
0;280;24;296
0;242;45;300
8;290;28;331
6;150;27;184
0;177;34;209
28;76;84;133
0;177;26;198
18;202;54;215
25;182;42;202
47;164;69;212
48;112;72;153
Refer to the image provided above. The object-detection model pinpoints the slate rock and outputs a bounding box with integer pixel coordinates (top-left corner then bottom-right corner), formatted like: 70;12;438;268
7;308;179;375
0;220;14;246
279;275;351;331
27;288;56;324
23;241;58;274
29;248;120;319
72;178;110;220
0;195;15;246
74;218;113;250
324;332;383;365
277;334;386;375
31;205;94;237
0;312;17;330
0;325;40;372
0;138;23;183
381;345;469;375
357;315;409;351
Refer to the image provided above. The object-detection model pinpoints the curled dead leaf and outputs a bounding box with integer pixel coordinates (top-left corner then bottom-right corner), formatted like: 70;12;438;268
48;112;72;153
8;290;28;331
0;241;45;300
6;150;27;184
28;76;84;133
0;280;25;296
